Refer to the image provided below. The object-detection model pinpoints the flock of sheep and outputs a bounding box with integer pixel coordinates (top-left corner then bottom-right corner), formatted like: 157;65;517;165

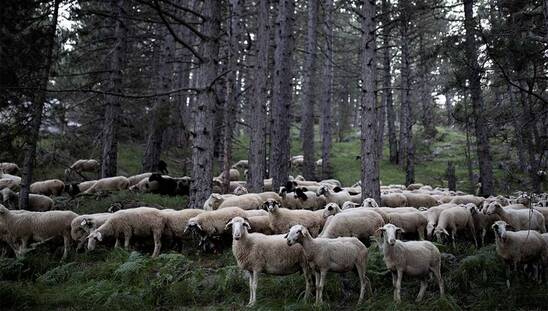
1;159;548;306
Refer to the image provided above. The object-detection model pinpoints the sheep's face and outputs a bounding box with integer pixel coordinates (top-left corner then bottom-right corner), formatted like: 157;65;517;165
234;186;248;195
380;224;401;246
484;202;501;215
434;228;449;243
323;203;340;218
316;186;328;196
87;231;103;250
185;219;203;234
225;217;250;240
426;223;435;238
204;194;223;210
294;188;308;201
286;225;306;246
341;201;357;210
261;199;280;213
295;175;305;182
492;221;509;240
362;198;379;208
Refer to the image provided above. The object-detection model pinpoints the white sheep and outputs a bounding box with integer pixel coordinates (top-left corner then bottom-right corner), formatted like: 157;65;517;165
226;217;312;306
233;185;248;195
159;209;204;242
127;172;152;187
317;185;361;206
261;199;325;236
423;203;458;239
319;204;384;241
70;213;112;250
231;160;249;170
87;207;166;257
450;195;485;207
386;211;428;240
185;206;267;236
0;162;19;175
379;224;444;302
203;193;263;210
216;168;241;181
65;180;98;196
1;188;54;211
485;202;546;233
434;204;478;248
406;183;424;191
82;176;130;194
30;179;65;196
380;193;408;207
492;220;548;287
0;205;77;259
286;224;373;305
65;159;99;178
404;193;439;208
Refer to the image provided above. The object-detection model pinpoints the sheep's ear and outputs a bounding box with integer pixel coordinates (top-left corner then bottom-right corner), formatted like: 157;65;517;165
283;233;289;238
80;219;88;226
224;219;234;230
333;186;342;192
96;232;103;241
442;229;449;236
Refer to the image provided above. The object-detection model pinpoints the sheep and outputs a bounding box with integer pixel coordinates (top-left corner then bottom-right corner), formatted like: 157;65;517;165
233;185;248;195
286;224;372;305
203;193;236;210
203;193;264;211
406;183;424;191
290;155;304;167
317;184;361;206
386;211;428;240
294;175;305;181
226;217;312;306
424;203;458;238
0;177;20;191
246;215;273;235
0;205;77;259
278;186;303;209
87;207;166;257
231;159;249;170
147;173;189;196
128;177;154;192
70;213;112;250
82;176;129;194
216;168;241;181
159;209;204;246
449;195;485;207
261;199;325;237
293;188;326;210
468;203;499;246
185;206;266;237
0;172;21;184
127;172;152;187
434;205;478;248
378;224;444;302
381;193;408;207
0;162;19;175
65;159;99;177
64;180;97;196
492;220;547;287
1;188;54;211
404;193;439;208
212;179;247;193
319;203;384;242
30;179;65;196
484;202;546;232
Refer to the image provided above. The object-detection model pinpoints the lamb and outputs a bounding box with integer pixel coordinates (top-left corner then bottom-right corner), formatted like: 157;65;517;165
404;193;439;208
127;172;152;187
65;159;99;177
64;180;97;196
216;168;241;181
484;202;546;232
492;221;547;287
0;162;19;175
379;224;444;302
1;188;54;211
82;176;129;194
0;205;77;259
227;217;312;306
262;199;326;237
231;159;249;170
70;213;112;250
449;195;485;207
317;185;361;206
319;203;384;241
386;211;428;240
286;224;372;305
87;207;166;257
233;185;248;195
30;179;65;196
185;206;267;236
380;193;408;207
434;205;478;248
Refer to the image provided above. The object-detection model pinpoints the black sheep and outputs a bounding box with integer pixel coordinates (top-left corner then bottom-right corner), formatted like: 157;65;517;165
148;173;178;196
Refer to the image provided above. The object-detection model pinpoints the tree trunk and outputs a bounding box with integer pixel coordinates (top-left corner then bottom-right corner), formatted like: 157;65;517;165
445;92;453;126
19;0;60;210
381;0;396;164
101;0;127;178
447;161;456;191
142;27;174;173
222;0;243;192
463;0;495;196
360;0;380;202
270;0;295;190
189;0;221;209
321;0;334;180
301;0;319;181
247;0;270;192
418;35;436;138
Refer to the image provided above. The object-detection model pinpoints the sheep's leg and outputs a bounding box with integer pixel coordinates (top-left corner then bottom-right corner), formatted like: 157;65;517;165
416;280;427;302
451;230;456;249
247;270;258;306
470;224;478;248
317;270;327;305
315;271;321;303
431;265;444;297
356;264;366;304
247;271;254;306
506;264;512;288
394;270;403;303
62;234;70;260
481;229;486;247
391;271;397;287
152;230;162;257
18;238;29;257
418;227;425;240
124;232;131;250
302;265;312;301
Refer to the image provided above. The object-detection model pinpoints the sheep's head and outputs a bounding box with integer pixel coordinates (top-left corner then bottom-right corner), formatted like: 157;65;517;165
225;217;250;240
341;201;358;210
148;173;163;183
261;199;281;213
492;220;510;240
278;186;287;197
285;225;307;246
233;185;248;195
362;198;379;208
87;230;103;250
378;224;402;246
295;175;305;181
285;181;297;193
107;202;123;213
484;202;502;215
433;227;450;243
323;203;341;218
463;203;478;216
426;222;436;238
316;185;329;196
294;188;308;201
184;218;204;235
203;193;224;210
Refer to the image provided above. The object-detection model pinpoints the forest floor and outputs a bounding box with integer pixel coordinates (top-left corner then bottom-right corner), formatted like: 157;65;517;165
2;126;546;310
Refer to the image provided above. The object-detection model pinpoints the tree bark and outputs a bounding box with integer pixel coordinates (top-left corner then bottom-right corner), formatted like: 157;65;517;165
463;0;495;196
19;0;60;210
142;26;174;173
381;0;396;164
418;35;436;138
101;0;127;178
445;92;453;126
189;0;221;209
447;161;456;191
270;0;295;190
301;0;319;181
247;0;270;192
320;0;334;180
360;0;380;202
